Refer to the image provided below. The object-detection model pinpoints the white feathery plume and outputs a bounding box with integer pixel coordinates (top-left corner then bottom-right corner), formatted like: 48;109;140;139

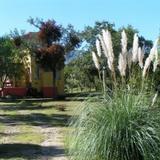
99;34;113;71
102;29;114;71
142;38;159;77
107;59;113;72
138;47;144;69
153;38;159;49
118;53;127;76
142;57;152;77
98;32;112;71
106;30;114;60
102;29;114;62
92;51;100;70
98;34;108;58
127;48;132;69
96;39;102;57
121;30;127;55
149;39;159;61
132;33;139;62
118;30;128;76
153;48;158;72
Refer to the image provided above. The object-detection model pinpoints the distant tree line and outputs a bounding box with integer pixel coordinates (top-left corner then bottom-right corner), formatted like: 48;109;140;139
0;19;153;94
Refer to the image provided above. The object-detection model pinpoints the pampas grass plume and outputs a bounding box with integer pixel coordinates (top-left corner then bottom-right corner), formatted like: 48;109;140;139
98;34;108;58
118;53;127;76
121;30;127;54
143;38;159;77
92;51;100;70
138;47;144;69
96;39;102;57
132;33;139;62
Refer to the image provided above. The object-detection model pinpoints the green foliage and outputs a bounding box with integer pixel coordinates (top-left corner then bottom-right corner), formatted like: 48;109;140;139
61;24;81;53
68;90;160;160
81;21;115;48
65;52;101;92
0;37;24;90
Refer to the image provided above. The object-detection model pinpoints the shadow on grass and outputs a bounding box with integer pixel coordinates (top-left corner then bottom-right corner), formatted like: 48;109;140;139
0;132;19;136
0;143;65;159
0;91;101;103
0;101;67;112
0;104;55;111
0;113;71;127
65;92;102;101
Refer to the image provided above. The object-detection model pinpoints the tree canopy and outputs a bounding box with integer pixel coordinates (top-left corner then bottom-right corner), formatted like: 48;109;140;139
13;18;81;73
0;37;24;91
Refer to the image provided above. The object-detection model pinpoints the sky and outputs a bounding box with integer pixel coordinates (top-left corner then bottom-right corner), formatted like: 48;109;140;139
0;0;160;41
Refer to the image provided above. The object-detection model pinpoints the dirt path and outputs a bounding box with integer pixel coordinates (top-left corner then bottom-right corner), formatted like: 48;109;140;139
0;101;72;160
0;124;68;160
39;126;68;160
0;126;20;144
0;126;68;160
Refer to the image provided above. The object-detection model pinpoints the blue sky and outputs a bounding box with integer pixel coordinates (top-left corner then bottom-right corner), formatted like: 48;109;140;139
0;0;159;40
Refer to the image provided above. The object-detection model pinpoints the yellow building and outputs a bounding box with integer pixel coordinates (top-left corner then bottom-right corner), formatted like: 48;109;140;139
4;53;64;98
3;32;64;98
30;56;64;97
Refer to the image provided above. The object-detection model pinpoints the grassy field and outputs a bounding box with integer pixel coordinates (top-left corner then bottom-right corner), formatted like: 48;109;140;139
0;99;81;160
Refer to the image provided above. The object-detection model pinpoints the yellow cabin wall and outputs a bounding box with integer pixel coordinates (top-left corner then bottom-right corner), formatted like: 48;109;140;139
31;56;64;96
41;71;53;87
31;56;42;92
13;54;64;96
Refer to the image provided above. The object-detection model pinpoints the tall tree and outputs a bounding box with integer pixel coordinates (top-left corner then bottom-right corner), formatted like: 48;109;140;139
64;51;100;92
28;18;80;89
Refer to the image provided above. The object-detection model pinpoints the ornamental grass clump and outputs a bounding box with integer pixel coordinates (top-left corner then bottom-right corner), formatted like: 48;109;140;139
68;29;160;160
68;91;160;160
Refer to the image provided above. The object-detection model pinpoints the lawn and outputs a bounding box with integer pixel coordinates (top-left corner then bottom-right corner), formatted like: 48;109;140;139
0;99;80;160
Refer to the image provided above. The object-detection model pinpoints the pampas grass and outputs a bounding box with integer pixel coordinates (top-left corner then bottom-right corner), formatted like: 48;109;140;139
121;30;127;54
92;51;100;70
68;90;160;160
127;48;132;69
118;30;127;77
67;30;160;160
98;34;108;59
138;47;144;69
118;53;127;77
132;33;139;62
102;30;114;65
143;39;159;77
98;34;113;72
94;30;160;90
153;48;158;72
96;39;102;57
